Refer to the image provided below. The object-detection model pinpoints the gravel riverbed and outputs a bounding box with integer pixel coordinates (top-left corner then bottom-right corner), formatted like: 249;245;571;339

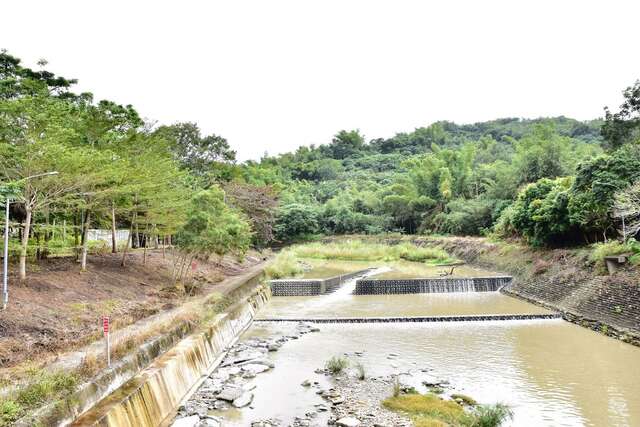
171;322;420;427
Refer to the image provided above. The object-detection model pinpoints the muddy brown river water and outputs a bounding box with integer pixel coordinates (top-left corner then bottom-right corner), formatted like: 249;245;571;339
204;274;640;427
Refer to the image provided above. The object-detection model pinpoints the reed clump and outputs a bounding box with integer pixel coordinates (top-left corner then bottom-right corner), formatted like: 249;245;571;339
325;356;349;374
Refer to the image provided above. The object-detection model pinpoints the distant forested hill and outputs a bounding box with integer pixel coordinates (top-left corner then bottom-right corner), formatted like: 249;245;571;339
238;98;640;249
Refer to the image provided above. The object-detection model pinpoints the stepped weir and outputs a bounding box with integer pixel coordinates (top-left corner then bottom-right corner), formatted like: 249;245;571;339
255;313;561;323
354;276;512;294
269;269;374;296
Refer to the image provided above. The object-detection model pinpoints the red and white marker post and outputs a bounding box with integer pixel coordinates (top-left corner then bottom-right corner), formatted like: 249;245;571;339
102;315;110;367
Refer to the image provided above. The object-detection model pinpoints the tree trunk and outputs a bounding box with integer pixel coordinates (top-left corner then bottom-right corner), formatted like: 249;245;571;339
35;232;41;261
162;235;166;259
143;234;147;266
134;222;140;249
81;211;91;271
111;202;117;253
74;212;80;261
19;208;32;281
42;212;50;259
121;214;135;267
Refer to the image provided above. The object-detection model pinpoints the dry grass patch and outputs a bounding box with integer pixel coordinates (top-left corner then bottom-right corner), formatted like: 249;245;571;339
383;392;513;427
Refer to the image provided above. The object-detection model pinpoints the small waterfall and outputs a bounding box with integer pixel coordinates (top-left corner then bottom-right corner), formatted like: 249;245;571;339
354;276;512;295
327;266;391;298
269;268;378;296
255;313;562;323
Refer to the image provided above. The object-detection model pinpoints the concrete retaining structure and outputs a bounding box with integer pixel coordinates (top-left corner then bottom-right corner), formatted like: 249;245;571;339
68;282;270;427
269;269;373;296
419;235;640;347
14;267;267;427
354;276;512;295
255;313;561;323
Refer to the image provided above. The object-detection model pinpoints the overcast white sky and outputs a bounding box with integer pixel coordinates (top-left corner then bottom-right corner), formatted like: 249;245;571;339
2;1;639;160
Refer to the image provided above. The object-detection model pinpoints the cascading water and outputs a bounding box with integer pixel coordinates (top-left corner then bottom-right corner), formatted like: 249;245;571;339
323;266;392;299
354;276;512;295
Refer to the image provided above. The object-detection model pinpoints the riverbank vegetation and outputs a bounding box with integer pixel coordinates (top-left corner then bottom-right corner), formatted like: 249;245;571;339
325;356;349;374
264;240;468;280
293;240;455;264
383;392;513;427
2;51;638;282
0;51;262;285
243;81;639;252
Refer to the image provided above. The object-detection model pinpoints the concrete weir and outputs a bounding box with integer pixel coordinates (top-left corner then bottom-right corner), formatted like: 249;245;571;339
67;280;270;427
354;276;512;294
255;313;562;323
269;269;373;296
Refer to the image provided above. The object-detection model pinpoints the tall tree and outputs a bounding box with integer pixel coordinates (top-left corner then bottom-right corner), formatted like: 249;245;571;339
224;182;278;247
154;122;236;179
602;80;640;150
0;95;94;278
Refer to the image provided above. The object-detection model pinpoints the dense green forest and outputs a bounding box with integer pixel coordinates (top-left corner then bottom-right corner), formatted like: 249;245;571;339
1;50;640;280
243;87;640;248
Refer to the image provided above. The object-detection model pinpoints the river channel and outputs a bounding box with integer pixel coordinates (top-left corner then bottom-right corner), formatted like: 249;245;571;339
187;273;640;427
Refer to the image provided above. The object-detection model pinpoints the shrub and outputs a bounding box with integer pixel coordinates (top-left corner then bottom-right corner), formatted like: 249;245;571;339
508;177;578;246
265;250;304;279
274;203;321;242
0;400;22;425
325;356;349;374
472;403;514;427
16;370;78;408
589;241;631;271
434;198;495;236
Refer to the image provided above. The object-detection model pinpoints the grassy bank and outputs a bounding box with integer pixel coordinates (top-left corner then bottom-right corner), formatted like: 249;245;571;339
383;392;512;427
265;240;462;280
294;240;456;264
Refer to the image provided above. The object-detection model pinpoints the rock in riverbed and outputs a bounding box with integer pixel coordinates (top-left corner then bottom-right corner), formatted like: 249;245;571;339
232;391;254;408
336;417;361;426
217;386;243;402
172;415;200;427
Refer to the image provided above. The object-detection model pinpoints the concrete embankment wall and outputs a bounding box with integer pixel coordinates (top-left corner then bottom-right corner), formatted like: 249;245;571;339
15;268;268;427
67;281;270;427
354;276;511;295
269;269;372;296
417;236;640;346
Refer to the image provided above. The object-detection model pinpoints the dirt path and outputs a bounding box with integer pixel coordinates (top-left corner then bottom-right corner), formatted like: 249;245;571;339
0;249;269;374
51;260;269;373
